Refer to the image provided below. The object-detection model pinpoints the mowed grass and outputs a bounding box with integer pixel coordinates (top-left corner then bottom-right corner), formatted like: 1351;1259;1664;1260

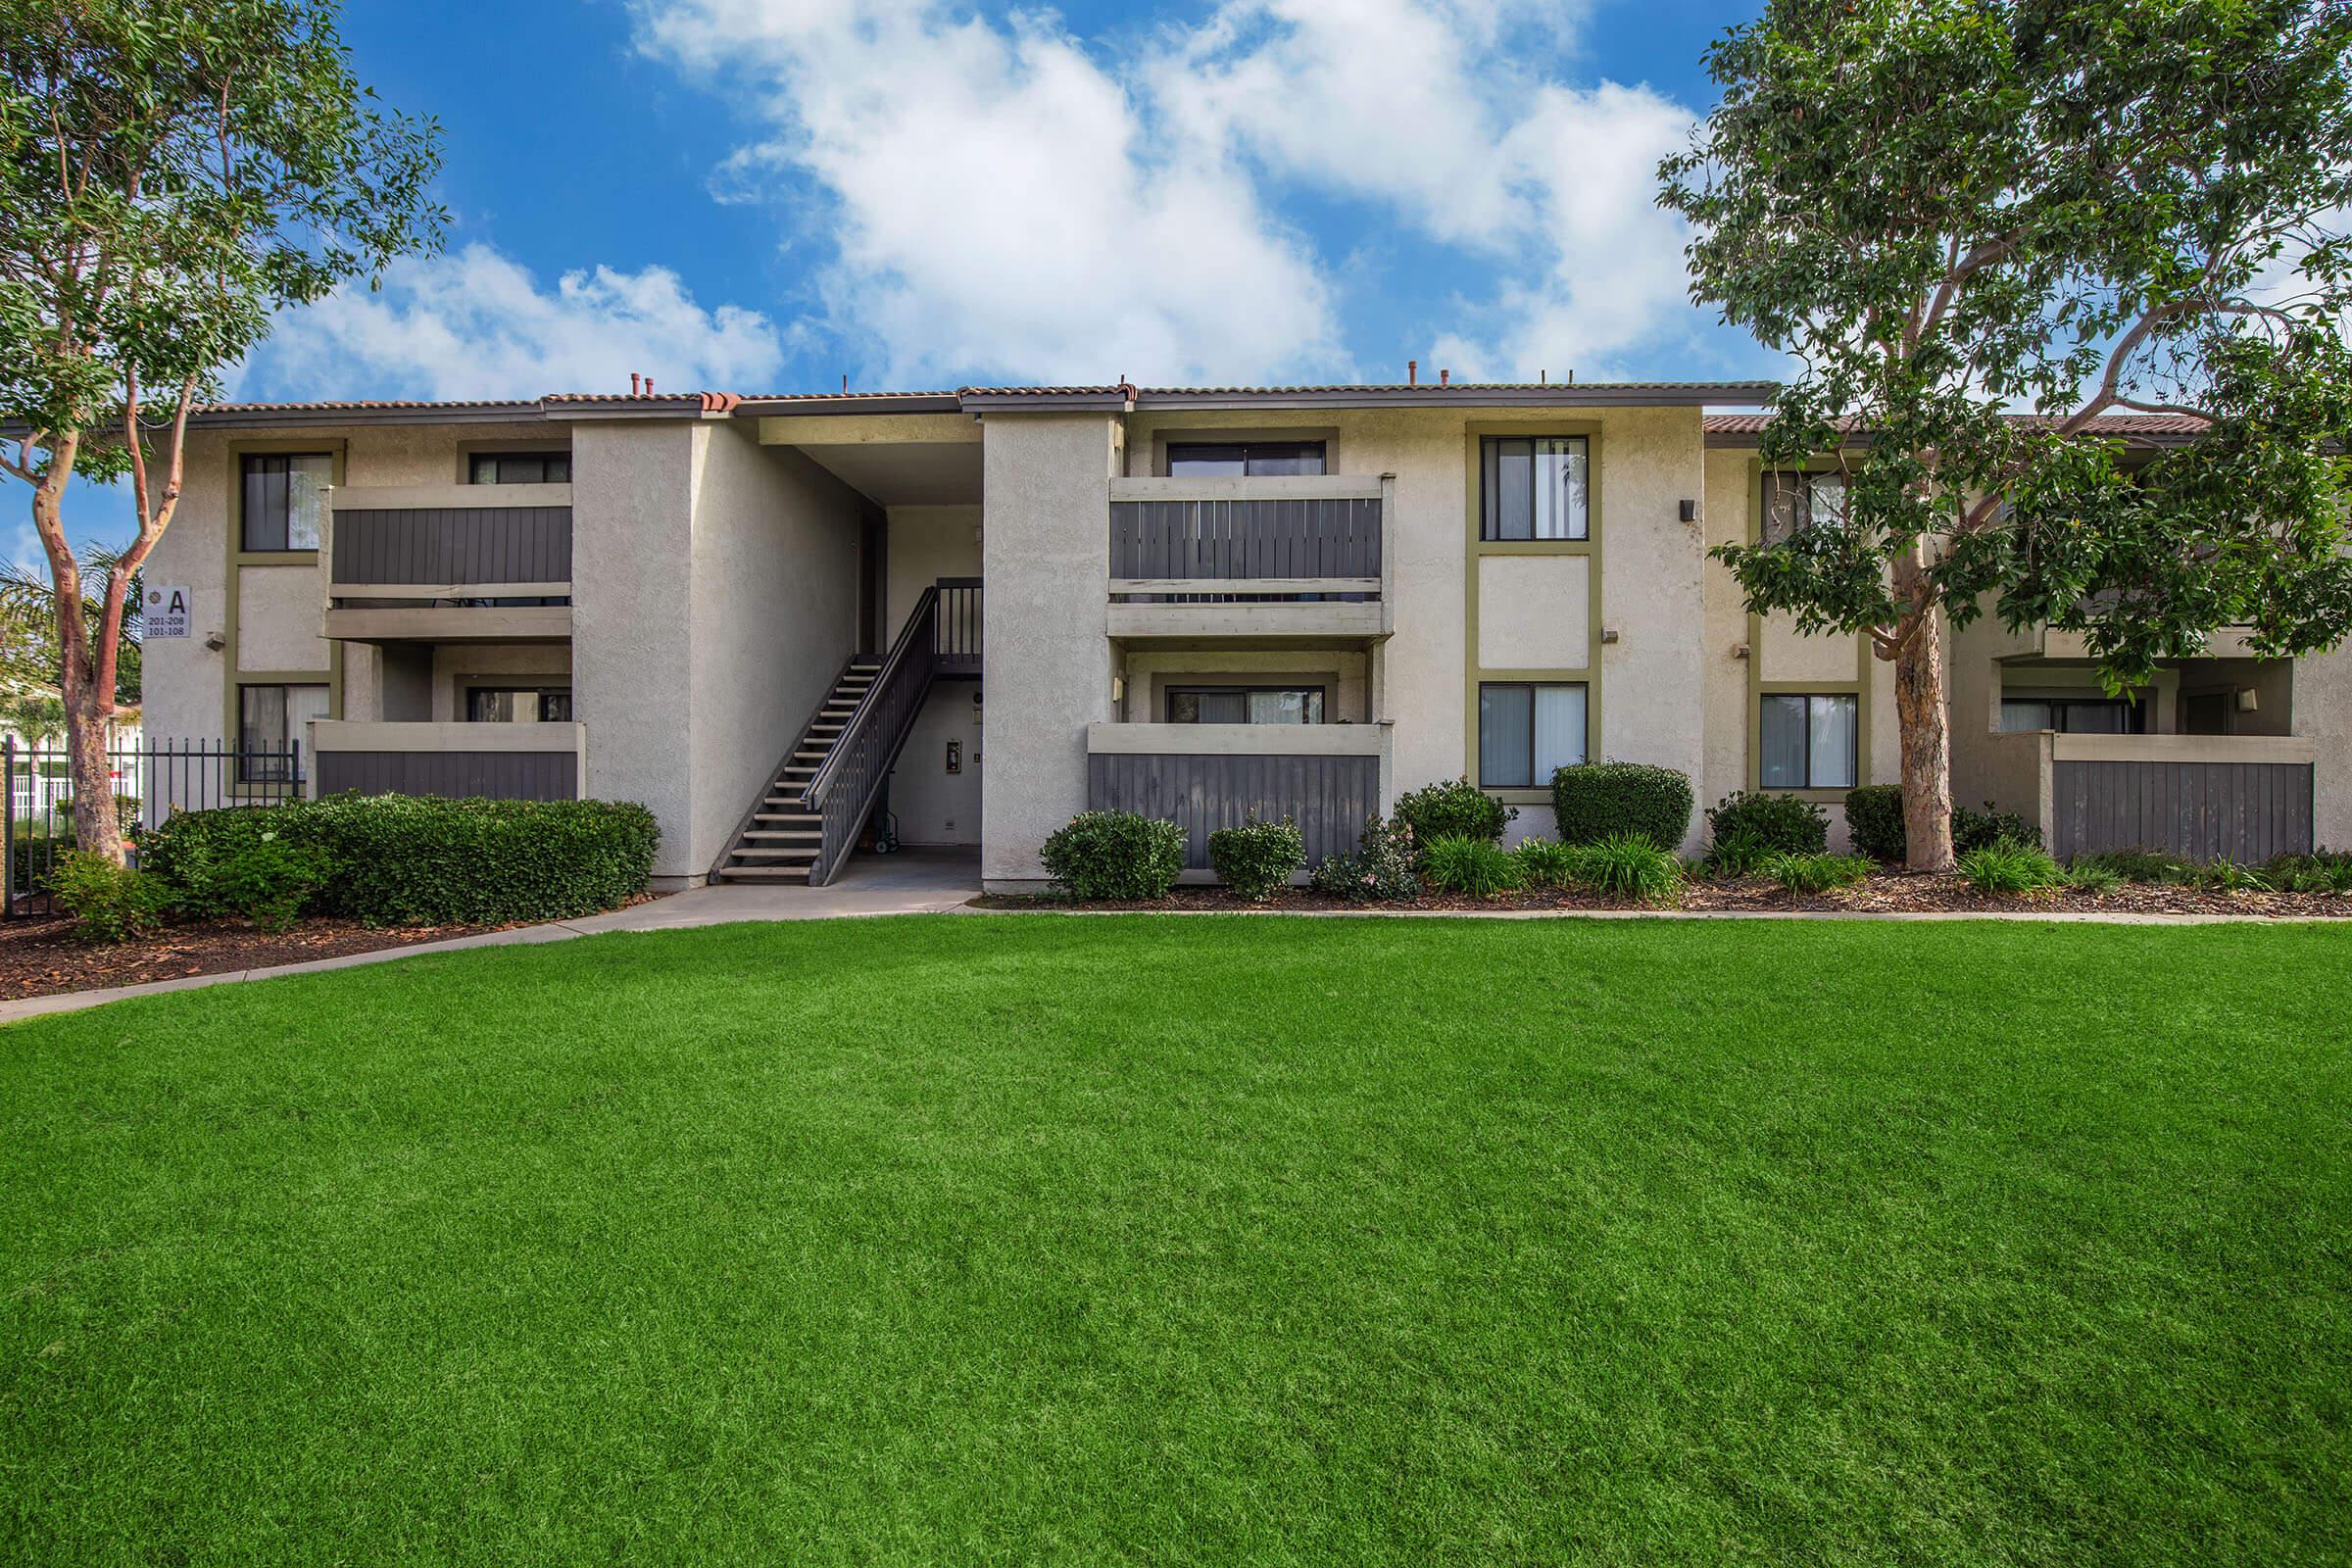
4;916;2350;1566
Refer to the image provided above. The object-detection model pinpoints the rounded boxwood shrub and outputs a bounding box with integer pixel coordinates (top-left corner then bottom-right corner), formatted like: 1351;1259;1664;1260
1039;809;1186;901
1207;817;1304;901
1393;776;1514;854
1842;784;1906;862
143;794;660;925
1706;790;1829;863
1550;761;1692;850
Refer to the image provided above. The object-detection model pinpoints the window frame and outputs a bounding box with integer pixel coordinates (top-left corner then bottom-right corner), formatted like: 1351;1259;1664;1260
466;450;572;485
1997;695;2147;735
1475;680;1590;789
1760;468;1849;546
237;451;335;554
1479;434;1591;542
1163;440;1327;478
1757;691;1859;791
235;682;329;783
466;685;574;723
1162;684;1327;725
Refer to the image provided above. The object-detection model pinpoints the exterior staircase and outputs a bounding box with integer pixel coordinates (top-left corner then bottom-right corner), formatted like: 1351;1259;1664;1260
711;660;880;883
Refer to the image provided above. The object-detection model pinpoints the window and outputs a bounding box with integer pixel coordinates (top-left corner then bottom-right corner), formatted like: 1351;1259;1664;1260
468;451;571;484
1165;441;1326;477
1761;470;1847;546
1481;436;1588;541
1164;686;1324;724
239;453;332;552
237;683;329;781
1760;693;1857;789
467;687;573;723
1478;682;1587;787
1998;697;2145;735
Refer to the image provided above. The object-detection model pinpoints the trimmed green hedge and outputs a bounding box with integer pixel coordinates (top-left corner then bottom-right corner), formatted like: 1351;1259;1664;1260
1039;811;1187;901
143;794;660;925
1207;817;1304;901
1394;776;1514;852
1551;762;1693;850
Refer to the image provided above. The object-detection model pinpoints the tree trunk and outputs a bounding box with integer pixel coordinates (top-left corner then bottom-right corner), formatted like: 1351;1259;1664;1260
29;443;124;865
1891;598;1955;873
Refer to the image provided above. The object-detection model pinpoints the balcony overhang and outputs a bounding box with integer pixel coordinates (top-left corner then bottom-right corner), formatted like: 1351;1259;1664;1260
2049;733;2316;765
323;598;572;645
1086;721;1392;759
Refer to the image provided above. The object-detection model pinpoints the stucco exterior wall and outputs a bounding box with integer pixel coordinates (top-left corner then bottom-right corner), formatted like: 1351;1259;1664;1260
888;683;983;845
1699;450;1753;828
685;422;862;877
428;644;573;721
884;505;982;632
2291;646;2352;846
981;414;1120;889
1117;649;1370;724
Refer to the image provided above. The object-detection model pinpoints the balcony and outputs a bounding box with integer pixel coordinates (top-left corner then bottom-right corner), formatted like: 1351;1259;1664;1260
1106;474;1393;640
1085;721;1392;873
307;720;586;802
321;482;572;644
1974;729;2317;861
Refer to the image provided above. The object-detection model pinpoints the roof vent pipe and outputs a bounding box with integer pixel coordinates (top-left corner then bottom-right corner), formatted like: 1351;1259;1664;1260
630;372;641;396
1440;368;1449;386
645;378;654;395
1407;360;1417;385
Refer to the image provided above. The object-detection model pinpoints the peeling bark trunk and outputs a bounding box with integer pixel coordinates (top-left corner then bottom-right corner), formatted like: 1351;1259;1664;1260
30;439;125;865
1889;558;1954;872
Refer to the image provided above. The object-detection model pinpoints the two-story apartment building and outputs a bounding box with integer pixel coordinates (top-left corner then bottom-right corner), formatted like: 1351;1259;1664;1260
138;383;2352;892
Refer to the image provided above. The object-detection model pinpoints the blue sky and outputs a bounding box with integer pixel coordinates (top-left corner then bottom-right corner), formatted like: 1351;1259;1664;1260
233;0;1782;404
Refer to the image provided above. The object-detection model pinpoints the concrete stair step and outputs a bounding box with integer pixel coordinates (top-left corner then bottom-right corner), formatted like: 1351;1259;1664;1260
732;847;819;862
714;865;811;883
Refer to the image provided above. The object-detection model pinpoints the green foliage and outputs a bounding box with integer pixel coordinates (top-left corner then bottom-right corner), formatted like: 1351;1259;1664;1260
1512;837;1583;888
1393;777;1513;857
1308;815;1421;903
1206;817;1304;902
1040;810;1186;902
2062;861;2124;896
144;795;659;925
204;830;335;932
1551;762;1693;850
49;848;169;942
1759;852;1874;895
1955;802;2041;853
1957;839;2066;895
1422;833;1525;897
1706;791;1830;863
1575;833;1687;906
2069;848;2192;885
2188;858;2273;894
2264;849;2352;895
1842;785;1907;862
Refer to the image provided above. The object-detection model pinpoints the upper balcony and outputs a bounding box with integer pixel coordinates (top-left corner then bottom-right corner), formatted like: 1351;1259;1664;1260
1106;474;1393;641
321;482;572;644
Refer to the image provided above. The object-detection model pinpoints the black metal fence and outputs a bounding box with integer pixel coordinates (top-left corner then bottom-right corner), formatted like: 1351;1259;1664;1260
3;737;303;917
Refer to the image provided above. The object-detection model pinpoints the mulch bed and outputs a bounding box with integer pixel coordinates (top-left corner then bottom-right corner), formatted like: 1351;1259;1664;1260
976;872;2352;918
0;891;671;1004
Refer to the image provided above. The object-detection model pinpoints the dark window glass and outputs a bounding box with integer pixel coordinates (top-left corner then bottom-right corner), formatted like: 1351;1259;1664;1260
1999;697;2146;734
1164;686;1324;724
1759;693;1857;789
237;683;327;781
1166;441;1326;477
467;687;573;722
469;451;571;484
1761;470;1846;545
1480;436;1587;540
1476;682;1588;787
239;453;331;551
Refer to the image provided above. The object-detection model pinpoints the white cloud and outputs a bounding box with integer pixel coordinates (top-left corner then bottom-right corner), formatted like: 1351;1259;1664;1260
636;0;1706;387
248;243;787;401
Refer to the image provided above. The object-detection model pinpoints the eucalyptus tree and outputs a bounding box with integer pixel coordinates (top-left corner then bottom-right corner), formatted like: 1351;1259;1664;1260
1662;0;2352;867
1;0;442;859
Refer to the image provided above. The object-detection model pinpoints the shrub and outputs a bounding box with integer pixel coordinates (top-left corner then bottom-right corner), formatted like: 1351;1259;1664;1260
1393;776;1513;855
1706;791;1829;861
207;831;336;932
1956;838;2064;894
2265;849;2352;895
1758;851;1873;895
1039;810;1186;902
1844;786;2042;859
1843;785;1906;862
50;850;172;943
1513;837;1583;887
1207;817;1304;901
2062;861;2124;895
2189;858;2273;894
1423;833;1525;897
145;795;660;925
1576;832;1686;905
2072;848;2191;885
1308;815;1420;903
1551;762;1693;850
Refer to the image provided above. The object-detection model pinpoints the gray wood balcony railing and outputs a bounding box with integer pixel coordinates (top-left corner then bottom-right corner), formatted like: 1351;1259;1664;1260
1105;474;1395;638
327;482;571;589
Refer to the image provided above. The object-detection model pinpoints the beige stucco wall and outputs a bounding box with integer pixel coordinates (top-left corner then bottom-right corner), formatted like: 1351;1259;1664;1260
427;644;573;721
890;683;983;845
684;422;862;877
884;505;982;632
981;414;1121;888
1477;557;1589;669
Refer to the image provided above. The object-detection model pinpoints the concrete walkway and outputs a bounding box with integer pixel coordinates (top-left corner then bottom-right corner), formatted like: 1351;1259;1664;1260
5;845;2343;1026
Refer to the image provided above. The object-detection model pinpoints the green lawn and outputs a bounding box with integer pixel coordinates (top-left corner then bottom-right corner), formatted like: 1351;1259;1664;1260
5;916;2350;1566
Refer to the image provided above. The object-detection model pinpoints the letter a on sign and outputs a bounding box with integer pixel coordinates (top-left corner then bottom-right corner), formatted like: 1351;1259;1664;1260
146;586;192;639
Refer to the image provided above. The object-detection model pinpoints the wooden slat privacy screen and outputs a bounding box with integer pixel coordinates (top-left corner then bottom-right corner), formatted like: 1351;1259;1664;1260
2051;759;2313;862
1087;751;1379;869
314;749;576;801
1108;499;1381;582
331;507;571;586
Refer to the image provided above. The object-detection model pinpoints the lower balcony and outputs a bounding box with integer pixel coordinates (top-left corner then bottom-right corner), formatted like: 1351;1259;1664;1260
1084;721;1393;875
307;720;586;803
1973;730;2317;861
